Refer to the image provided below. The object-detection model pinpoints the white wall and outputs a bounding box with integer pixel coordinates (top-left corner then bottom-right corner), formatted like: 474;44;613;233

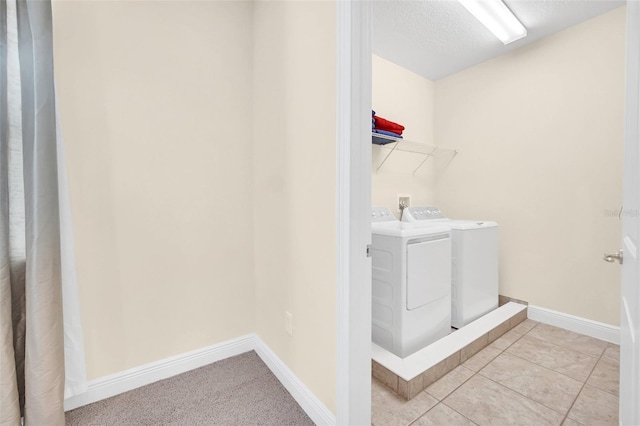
434;7;625;326
54;0;338;412
372;55;436;218
52;1;256;379
54;0;338;413
372;7;624;326
253;1;337;413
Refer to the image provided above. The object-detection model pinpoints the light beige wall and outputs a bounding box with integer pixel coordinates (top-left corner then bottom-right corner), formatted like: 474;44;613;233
253;1;336;413
52;1;256;379
372;55;436;218
434;7;625;325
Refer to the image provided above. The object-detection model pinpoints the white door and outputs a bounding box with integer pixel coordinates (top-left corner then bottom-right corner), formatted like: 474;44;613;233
620;2;640;424
406;238;451;310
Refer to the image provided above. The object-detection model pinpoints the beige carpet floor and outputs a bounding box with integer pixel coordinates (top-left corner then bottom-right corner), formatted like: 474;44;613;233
65;351;314;425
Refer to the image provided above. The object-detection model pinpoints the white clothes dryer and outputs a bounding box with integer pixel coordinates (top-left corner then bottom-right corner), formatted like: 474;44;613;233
402;206;499;329
371;207;452;358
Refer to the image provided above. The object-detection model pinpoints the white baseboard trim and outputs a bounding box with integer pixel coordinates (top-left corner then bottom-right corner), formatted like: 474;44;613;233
64;334;335;425
527;305;620;344
253;338;336;425
64;334;255;411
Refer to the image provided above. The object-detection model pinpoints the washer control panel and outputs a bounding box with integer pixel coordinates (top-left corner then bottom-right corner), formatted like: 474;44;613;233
403;206;446;221
371;207;397;222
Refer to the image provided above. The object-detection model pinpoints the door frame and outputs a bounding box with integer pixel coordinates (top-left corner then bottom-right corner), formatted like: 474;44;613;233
336;1;372;425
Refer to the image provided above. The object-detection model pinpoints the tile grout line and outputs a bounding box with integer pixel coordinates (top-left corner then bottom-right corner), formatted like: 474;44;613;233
410;322;534;426
441;400;481;426
506;321;614;422
490;320;534;350
527;323;610;357
399;320;615;426
483;321;587;419
422;328;514;400
444;321;567;422
479;371;573;420
381;319;535;402
512;318;540;335
503;349;595;384
463;321;596;423
558;343;608;425
417;370;478;425
512;332;605;361
478;368;584;424
584;346;620;399
408;383;480;426
510;322;617;424
378;319;591;426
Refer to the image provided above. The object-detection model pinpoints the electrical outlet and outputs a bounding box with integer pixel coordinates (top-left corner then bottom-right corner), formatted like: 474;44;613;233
285;311;293;336
398;194;411;212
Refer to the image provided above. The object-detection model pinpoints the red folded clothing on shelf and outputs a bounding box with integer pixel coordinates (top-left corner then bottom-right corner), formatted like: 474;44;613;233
373;115;405;134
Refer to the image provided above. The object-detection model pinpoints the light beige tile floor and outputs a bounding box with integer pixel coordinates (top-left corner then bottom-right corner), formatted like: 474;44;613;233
372;320;620;426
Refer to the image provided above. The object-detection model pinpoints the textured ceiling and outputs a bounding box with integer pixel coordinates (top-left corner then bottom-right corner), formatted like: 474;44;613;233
373;0;625;80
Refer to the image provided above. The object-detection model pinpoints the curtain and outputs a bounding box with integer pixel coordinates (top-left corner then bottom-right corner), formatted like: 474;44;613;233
1;0;86;424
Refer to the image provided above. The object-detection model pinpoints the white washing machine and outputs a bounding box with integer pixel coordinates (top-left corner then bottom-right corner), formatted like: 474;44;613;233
371;207;452;358
402;206;499;329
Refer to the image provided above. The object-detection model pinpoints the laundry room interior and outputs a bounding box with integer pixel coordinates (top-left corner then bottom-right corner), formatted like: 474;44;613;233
368;0;626;408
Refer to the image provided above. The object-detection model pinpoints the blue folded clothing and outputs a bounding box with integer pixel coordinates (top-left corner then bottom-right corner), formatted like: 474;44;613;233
372;135;395;145
373;128;403;139
372;110;376;116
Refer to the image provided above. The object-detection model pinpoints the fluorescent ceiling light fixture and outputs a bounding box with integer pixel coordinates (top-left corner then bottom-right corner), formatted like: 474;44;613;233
459;0;527;44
